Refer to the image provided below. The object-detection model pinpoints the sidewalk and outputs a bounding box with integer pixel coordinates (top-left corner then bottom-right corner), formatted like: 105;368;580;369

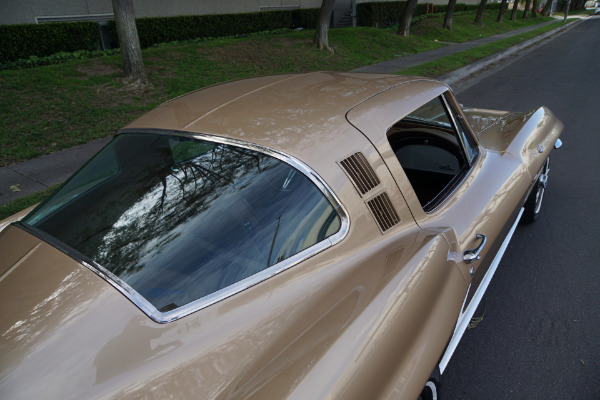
0;17;582;207
352;19;559;74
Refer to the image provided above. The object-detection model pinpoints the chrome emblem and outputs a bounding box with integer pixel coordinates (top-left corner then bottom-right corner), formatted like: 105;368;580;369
537;144;544;153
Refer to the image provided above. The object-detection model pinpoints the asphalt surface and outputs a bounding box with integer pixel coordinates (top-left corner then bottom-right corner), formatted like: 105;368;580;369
0;17;575;207
444;16;600;399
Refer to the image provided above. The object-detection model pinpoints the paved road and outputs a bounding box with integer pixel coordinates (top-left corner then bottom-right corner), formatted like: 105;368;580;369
444;17;600;399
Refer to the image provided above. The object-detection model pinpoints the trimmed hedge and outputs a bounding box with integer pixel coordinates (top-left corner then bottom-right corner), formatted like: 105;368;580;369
357;2;481;27
0;10;319;64
108;9;320;49
356;1;405;28
0;22;100;63
291;8;320;30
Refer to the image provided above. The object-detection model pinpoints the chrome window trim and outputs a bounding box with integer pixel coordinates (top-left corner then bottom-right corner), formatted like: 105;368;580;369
441;93;478;167
35;128;349;324
422;94;480;214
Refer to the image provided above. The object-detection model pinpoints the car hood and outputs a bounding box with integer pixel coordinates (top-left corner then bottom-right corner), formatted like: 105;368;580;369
465;107;563;178
462;107;512;135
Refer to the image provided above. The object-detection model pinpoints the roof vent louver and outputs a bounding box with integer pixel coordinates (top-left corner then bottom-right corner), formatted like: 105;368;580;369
339;152;380;196
367;192;400;232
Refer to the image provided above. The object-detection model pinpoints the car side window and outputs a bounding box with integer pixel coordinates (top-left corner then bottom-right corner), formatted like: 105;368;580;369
387;94;478;212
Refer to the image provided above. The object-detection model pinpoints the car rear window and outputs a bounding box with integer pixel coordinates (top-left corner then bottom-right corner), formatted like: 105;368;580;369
23;132;342;317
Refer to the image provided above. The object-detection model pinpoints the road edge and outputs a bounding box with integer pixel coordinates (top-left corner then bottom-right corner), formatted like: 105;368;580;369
439;18;586;88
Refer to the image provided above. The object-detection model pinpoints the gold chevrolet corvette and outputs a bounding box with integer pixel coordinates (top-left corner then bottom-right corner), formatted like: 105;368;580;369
0;72;562;400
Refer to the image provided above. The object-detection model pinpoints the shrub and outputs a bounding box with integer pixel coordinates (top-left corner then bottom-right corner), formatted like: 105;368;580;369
357;1;479;27
291;8;320;30
0;9;319;63
357;1;405;28
108;9;320;48
0;22;100;63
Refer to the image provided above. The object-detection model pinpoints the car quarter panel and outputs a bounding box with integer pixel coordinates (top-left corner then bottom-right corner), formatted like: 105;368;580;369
0;217;466;400
0;225;144;400
303;230;468;400
118;229;465;400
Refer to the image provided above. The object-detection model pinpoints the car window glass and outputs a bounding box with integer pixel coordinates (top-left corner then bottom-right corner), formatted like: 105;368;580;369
26;145;118;225
387;96;473;211
23;133;341;313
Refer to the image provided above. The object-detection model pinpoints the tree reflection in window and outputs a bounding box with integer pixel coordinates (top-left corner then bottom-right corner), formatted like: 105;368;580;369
24;133;341;312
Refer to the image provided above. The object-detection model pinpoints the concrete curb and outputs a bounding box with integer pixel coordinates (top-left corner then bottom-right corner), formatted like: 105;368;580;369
439;18;585;87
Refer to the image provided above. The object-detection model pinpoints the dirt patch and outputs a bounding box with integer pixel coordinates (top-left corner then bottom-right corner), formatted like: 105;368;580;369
199;37;319;76
146;50;185;62
77;62;122;77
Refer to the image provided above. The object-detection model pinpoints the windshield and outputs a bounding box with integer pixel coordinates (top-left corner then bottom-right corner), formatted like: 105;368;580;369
23;132;342;314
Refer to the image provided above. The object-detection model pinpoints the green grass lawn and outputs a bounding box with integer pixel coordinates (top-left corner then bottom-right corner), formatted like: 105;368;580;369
0;185;58;221
400;20;562;77
0;11;554;167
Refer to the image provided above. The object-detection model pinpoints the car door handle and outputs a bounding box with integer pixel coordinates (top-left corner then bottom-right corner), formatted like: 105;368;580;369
463;233;487;264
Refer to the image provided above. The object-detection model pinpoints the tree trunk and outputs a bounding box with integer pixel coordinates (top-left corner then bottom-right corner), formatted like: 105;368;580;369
542;0;552;16
510;0;520;20
474;0;489;26
314;0;336;52
571;0;584;10
563;0;571;21
523;0;532;19
497;0;509;22
532;0;538;17
111;0;149;87
444;0;458;31
397;0;419;37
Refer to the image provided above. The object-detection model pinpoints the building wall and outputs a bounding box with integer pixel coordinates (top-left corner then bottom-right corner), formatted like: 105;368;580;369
0;0;322;25
0;0;478;26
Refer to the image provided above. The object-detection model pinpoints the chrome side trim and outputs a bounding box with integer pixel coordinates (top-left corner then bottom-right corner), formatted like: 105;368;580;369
438;207;524;374
24;129;350;324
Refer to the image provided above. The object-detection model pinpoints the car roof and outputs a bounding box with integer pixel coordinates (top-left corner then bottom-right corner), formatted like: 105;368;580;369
125;72;449;188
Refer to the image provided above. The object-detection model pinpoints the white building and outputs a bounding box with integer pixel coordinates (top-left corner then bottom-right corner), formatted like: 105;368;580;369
0;0;478;26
